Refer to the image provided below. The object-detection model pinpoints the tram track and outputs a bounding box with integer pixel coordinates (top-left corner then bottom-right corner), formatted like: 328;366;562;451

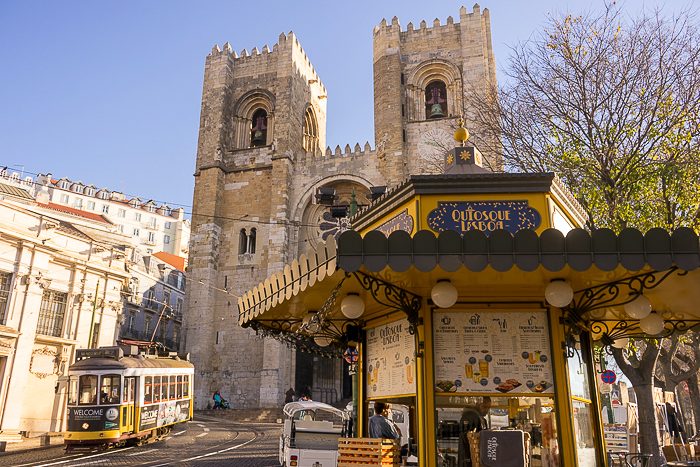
5;418;277;467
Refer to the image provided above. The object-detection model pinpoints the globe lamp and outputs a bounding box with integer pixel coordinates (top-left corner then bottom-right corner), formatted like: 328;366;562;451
639;312;665;335
544;280;574;308
431;280;458;308
611;337;630;349
341;294;365;319
624;294;652;320
314;335;332;347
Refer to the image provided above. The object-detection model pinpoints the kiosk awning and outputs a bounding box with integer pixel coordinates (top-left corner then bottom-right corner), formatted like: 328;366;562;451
238;227;700;326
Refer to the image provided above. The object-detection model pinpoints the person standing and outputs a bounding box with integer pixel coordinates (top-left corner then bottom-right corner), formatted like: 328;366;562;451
213;390;222;410
458;397;491;467
369;402;401;440
285;387;295;404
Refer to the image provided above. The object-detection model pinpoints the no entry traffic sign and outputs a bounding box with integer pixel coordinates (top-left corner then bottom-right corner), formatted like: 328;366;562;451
601;370;617;384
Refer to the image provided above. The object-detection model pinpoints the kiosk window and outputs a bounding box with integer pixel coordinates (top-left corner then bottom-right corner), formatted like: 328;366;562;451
183;375;189;397
67;376;78;405
153;376;161;403
100;375;120;404
568;336;596;467
79;375;98;405
435;396;560;467
144;377;152;404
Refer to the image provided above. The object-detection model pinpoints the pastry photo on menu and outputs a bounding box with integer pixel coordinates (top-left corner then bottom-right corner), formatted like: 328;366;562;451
436;380;457;392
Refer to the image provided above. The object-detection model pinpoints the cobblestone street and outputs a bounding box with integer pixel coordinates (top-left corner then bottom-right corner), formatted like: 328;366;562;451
1;415;282;467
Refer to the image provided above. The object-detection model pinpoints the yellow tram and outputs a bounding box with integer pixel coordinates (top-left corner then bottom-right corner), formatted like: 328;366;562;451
64;346;194;450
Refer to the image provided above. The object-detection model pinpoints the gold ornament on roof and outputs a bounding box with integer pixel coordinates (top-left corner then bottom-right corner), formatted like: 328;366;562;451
454;116;469;146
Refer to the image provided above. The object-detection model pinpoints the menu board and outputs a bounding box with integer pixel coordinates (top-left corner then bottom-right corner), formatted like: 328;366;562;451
433;311;554;395
365;318;416;398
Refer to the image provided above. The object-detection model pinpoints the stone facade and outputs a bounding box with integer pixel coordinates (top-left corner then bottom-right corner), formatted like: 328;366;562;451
184;5;499;409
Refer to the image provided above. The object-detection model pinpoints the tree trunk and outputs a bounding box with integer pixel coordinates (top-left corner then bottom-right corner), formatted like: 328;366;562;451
634;383;663;467
688;373;700;437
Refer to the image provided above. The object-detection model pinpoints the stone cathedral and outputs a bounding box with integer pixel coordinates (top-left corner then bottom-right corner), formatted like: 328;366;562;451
183;5;498;409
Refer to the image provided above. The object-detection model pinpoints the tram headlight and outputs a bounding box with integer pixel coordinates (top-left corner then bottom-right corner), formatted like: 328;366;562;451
100;433;105;437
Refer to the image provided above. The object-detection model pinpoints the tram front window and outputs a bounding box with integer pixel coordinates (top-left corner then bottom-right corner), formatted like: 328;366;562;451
100;374;120;404
67;376;78;405
79;375;98;405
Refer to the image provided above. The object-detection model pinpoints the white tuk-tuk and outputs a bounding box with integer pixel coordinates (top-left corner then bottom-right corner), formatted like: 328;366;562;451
279;401;350;467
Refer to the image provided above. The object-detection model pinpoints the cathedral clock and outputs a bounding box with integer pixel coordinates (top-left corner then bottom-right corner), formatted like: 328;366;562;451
418;128;454;163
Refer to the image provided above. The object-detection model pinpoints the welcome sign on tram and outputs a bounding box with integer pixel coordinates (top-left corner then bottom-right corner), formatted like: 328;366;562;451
427;201;541;236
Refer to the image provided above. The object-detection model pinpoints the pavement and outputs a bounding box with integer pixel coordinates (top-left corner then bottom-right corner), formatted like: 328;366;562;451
0;432;64;456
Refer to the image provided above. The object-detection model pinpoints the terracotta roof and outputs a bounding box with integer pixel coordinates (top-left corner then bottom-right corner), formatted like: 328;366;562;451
36;202;113;224
0;182;34;200
152;251;186;272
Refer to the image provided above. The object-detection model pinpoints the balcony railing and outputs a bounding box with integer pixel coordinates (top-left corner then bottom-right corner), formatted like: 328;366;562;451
140;222;160;230
140;238;157;246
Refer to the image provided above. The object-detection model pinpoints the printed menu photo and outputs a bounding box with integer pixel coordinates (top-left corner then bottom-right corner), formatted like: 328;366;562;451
433;310;554;395
365;318;417;398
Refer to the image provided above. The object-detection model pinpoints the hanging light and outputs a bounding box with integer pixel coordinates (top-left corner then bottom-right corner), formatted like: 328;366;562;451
314;335;332;347
611;337;630;349
341;293;365;319
624;294;652;320
431;280;458;308
302;311;319;333
544;280;574;308
639;312;665;335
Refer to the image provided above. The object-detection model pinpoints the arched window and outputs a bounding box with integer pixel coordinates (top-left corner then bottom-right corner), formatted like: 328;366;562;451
303;108;318;154
425;80;447;119
248;228;256;254
238;228;256;254
239;229;247;254
250;109;268;147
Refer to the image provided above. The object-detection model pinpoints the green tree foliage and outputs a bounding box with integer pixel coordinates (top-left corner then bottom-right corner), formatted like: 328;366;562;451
467;4;700;232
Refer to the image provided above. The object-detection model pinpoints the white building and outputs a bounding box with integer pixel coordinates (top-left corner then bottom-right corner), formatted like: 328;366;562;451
0;199;130;441
32;172;190;259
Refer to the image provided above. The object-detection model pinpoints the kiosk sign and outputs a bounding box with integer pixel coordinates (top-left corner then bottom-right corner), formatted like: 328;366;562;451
427;201;541;235
365;318;416;398
433;311;554;394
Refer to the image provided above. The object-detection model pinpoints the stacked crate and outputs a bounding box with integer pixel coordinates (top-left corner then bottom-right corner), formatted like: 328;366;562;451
338;438;400;466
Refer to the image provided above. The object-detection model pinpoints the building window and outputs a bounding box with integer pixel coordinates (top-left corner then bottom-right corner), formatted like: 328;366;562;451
163;290;171;310
250;108;268;147
60;194;69;204
127;311;136;333
100;191;109;200
147;232;155;243
239;228;256;254
148;217;156;228
302;107;318;153
147;204;156;213
86;187;95;196
87;201;95;210
134;212;142;221
133;228;140;236
147;248;153;254
75;198;83;209
144;316;152;338
175;297;183;319
173;326;180;349
36;290;68;337
73;185;84;194
425;80;447;119
117;224;124;234
118;209;126;218
164;235;170;244
0;271;12;323
165;222;171;229
128;277;139;302
60;181;70;190
102;205;109;213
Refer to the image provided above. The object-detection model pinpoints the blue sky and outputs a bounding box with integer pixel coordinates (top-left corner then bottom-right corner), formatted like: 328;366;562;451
0;0;694;213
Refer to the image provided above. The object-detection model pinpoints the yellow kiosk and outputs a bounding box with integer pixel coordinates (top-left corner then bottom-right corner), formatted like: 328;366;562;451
238;141;700;467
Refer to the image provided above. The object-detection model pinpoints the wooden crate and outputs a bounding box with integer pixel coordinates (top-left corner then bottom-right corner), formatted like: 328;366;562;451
338;438;400;466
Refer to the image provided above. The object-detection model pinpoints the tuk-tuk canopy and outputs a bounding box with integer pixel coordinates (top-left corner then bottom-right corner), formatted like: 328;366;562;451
283;400;350;420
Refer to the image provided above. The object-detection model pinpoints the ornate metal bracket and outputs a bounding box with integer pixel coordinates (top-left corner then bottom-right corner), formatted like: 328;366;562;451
590;319;700;354
249;320;347;358
560;267;685;357
350;271;422;327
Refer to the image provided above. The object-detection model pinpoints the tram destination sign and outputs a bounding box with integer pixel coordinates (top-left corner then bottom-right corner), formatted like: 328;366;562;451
427;201;541;236
76;348;123;360
433;310;554;395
